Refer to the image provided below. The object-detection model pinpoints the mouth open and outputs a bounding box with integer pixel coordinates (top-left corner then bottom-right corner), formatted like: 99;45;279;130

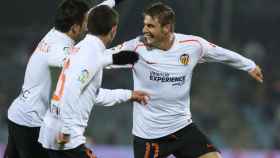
144;33;154;39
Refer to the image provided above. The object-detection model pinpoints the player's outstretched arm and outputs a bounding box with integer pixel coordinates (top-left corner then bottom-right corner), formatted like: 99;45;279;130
248;65;263;83
112;50;139;65
95;88;150;106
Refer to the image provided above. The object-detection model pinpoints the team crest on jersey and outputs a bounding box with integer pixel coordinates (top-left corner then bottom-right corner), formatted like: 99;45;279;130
179;54;190;65
78;69;89;84
63;47;80;55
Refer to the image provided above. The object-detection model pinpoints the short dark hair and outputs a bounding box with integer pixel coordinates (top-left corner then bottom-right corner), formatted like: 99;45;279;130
54;0;89;32
87;5;119;36
144;2;175;31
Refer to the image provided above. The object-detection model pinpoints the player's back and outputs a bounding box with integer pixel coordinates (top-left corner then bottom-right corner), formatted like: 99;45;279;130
39;34;111;150
8;29;74;127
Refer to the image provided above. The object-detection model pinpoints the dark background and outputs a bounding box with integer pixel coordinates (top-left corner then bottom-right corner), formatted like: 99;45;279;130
0;0;280;150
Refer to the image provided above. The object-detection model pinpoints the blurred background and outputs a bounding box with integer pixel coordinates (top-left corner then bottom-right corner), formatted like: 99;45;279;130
0;0;280;157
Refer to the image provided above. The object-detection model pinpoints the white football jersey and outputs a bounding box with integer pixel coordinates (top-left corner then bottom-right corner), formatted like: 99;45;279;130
109;33;256;139
7;0;116;128
38;34;132;150
8;29;74;127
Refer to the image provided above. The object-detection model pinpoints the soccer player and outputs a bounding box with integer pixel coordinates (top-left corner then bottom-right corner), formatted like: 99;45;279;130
108;2;264;158
38;5;149;158
5;0;126;158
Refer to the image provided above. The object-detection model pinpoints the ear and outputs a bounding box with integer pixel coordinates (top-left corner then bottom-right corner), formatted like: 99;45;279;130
111;25;117;34
109;25;118;38
163;24;171;33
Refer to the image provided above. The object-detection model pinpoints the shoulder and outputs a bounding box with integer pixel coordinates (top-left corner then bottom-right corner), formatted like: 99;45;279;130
132;36;146;50
174;33;208;47
126;36;144;46
117;36;145;51
39;31;71;54
175;33;200;42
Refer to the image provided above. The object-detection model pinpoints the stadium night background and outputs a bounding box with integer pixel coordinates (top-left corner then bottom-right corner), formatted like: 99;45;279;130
0;0;280;157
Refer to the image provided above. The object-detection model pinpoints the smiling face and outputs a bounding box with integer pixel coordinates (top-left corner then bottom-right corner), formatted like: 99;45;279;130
142;15;169;47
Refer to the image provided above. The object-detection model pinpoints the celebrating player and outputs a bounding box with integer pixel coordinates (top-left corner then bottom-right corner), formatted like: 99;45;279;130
5;0;127;158
108;2;263;158
38;5;149;158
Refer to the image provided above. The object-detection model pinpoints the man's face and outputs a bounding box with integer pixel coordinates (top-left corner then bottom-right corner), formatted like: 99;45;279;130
142;15;166;47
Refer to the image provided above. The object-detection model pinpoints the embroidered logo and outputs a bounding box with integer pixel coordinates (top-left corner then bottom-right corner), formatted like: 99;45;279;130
179;54;190;65
78;69;89;84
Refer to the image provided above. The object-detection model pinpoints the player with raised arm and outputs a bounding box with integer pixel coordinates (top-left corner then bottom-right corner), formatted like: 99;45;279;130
5;0;127;158
38;5;149;158
109;2;263;158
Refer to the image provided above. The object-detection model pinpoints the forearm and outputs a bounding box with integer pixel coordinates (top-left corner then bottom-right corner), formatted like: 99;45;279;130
95;88;132;106
105;64;133;69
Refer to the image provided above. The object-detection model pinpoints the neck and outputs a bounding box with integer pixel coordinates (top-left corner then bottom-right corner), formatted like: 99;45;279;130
66;32;76;41
97;35;109;47
157;33;174;51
